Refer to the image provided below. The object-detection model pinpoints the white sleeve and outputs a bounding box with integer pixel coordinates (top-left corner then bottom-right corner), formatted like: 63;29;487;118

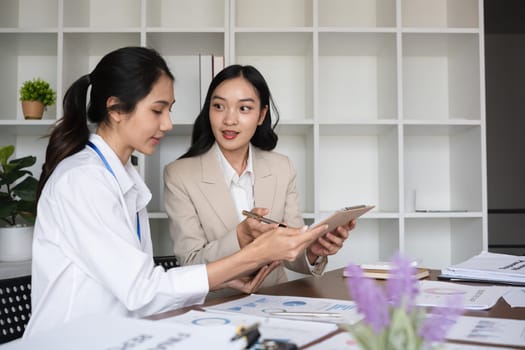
53;166;209;315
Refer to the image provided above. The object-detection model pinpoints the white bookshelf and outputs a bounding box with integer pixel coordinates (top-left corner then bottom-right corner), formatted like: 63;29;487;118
0;0;487;271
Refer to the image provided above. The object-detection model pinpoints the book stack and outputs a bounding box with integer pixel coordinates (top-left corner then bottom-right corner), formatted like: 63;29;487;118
439;251;525;286
343;262;430;280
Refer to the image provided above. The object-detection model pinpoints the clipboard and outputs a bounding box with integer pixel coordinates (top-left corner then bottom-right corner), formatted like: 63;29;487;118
310;205;374;234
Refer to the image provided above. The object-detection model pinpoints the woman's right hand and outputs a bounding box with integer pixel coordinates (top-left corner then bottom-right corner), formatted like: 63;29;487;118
236;207;278;248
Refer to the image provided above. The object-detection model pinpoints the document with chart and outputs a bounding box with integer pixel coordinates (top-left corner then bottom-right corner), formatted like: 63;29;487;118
204;294;362;324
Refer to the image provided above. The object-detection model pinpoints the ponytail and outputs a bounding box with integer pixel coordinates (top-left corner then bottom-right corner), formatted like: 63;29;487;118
36;46;174;203
37;75;91;202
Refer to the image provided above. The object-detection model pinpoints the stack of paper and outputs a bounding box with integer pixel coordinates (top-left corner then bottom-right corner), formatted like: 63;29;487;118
440;251;525;285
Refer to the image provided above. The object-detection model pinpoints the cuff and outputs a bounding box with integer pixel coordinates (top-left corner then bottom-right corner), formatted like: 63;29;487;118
305;253;327;277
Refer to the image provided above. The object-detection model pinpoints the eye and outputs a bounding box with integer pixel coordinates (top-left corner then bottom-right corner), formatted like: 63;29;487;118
240;105;253;112
212;103;224;111
152;110;162;115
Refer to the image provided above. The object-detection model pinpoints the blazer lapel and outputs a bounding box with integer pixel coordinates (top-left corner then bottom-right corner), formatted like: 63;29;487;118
253;148;276;211
198;148;239;229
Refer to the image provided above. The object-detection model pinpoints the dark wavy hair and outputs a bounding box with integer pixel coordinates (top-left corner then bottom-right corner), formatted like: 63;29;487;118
37;46;174;202
179;64;279;159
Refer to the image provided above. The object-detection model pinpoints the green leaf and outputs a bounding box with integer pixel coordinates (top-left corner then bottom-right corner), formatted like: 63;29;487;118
342;322;385;350
11;155;36;170
386;308;419;350
13;176;38;201
0;145;14;167
0;169;32;187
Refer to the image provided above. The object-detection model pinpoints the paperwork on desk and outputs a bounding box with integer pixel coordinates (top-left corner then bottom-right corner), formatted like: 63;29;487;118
1;314;245;350
416;280;511;310
163;309;337;348
307;330;519;350
502;286;525;307
440;251;525;285
203;294;363;324
446;316;525;348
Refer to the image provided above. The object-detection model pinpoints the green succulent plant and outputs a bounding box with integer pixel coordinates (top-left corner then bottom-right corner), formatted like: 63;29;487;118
0;145;38;226
19;77;56;107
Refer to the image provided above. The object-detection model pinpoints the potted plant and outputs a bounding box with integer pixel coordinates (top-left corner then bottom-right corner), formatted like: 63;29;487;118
0;145;38;261
19;77;56;120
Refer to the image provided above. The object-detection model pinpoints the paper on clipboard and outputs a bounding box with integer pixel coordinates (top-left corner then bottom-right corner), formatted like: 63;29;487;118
310;205;374;234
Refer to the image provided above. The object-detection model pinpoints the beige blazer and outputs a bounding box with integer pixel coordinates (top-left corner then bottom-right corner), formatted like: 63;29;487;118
163;146;326;296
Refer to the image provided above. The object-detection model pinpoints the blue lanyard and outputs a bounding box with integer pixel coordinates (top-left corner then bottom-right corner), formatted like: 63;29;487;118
87;141;141;241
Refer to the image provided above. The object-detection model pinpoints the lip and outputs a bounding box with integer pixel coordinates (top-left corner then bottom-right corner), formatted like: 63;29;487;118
222;130;239;140
151;136;162;145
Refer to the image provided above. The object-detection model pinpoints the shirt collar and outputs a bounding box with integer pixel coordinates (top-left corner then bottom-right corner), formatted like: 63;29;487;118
214;142;254;186
88;134;151;210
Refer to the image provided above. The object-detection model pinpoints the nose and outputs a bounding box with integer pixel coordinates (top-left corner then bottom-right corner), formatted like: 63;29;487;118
161;112;173;131
223;108;239;126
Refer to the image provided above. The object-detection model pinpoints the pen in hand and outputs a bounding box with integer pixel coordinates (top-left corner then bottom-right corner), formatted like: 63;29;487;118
242;210;287;227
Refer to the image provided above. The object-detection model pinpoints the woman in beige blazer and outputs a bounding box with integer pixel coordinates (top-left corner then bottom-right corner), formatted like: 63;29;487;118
164;65;355;297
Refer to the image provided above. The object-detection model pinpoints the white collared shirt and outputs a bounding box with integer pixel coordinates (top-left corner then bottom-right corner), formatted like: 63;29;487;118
214;143;254;222
25;134;209;337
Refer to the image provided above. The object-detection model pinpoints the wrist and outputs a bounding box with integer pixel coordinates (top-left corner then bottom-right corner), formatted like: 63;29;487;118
306;249;318;265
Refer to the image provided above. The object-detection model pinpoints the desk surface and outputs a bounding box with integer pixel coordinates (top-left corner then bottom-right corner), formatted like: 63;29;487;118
152;268;525;321
150;268;525;349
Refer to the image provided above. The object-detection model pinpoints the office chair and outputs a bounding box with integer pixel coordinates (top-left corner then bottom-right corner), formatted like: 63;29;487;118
153;255;179;271
0;275;31;344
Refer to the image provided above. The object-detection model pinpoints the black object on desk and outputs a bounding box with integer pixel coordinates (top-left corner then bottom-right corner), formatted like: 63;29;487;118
255;339;298;350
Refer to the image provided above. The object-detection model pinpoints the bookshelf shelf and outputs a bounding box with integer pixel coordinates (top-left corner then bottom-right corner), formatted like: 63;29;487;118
0;0;487;268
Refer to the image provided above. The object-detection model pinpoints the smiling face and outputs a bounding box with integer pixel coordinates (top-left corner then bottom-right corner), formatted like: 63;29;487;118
209;77;268;161
104;73;175;163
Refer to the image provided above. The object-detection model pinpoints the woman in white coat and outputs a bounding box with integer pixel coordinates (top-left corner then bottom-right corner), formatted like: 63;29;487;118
25;47;328;337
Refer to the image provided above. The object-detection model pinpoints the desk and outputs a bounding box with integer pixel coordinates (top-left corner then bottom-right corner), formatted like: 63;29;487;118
150;268;525;348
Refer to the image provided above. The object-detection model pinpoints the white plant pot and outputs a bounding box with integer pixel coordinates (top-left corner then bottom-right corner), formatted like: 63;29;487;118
0;225;34;262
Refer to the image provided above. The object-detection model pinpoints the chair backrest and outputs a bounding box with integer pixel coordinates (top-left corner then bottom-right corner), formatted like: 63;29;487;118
153;255;179;271
0;275;31;344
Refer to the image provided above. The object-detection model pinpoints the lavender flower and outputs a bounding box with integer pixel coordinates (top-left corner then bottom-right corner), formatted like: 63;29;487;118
386;253;419;311
418;293;464;342
344;253;464;350
345;264;390;332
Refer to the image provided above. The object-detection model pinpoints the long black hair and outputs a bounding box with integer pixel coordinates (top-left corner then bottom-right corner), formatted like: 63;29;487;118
180;64;279;159
37;46;174;202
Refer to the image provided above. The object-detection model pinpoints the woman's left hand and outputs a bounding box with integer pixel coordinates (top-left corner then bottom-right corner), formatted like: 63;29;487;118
222;261;282;294
306;219;356;261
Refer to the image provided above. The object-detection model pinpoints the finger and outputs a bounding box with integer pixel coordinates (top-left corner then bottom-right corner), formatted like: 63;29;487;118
249;220;278;233
302;224;328;241
250;207;270;217
320;232;344;247
318;236;343;255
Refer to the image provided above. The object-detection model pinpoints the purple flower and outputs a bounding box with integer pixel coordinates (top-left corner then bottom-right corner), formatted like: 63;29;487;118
345;264;390;332
386;252;419;311
418;293;464;342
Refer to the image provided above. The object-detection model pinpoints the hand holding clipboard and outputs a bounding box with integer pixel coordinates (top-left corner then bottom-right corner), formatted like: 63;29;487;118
242;205;374;233
310;205;375;234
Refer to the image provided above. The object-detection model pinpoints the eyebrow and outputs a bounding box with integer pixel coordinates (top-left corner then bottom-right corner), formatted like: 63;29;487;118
211;95;256;103
153;100;175;107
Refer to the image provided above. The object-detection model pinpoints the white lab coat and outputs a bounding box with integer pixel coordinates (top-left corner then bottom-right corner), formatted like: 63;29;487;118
24;134;209;337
